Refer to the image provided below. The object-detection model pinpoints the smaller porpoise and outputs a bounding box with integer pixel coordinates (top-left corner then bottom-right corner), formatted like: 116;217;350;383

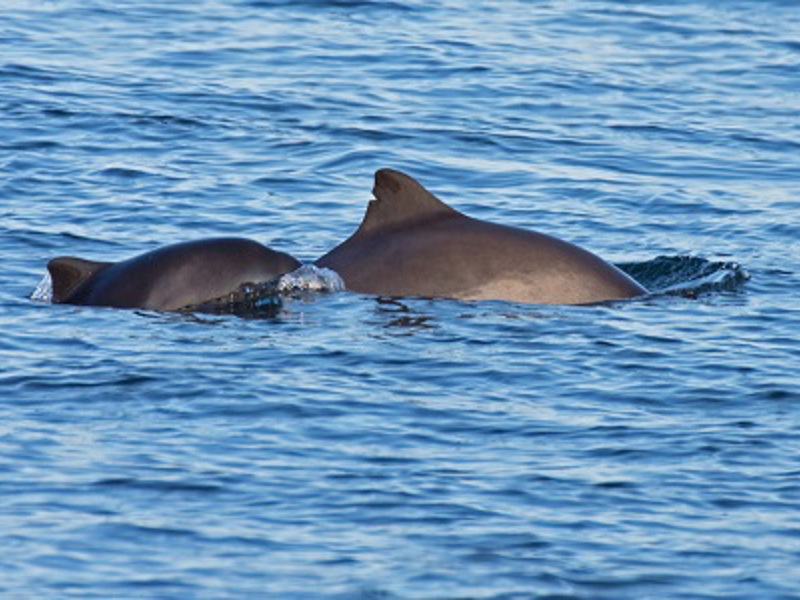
316;169;647;305
48;238;301;311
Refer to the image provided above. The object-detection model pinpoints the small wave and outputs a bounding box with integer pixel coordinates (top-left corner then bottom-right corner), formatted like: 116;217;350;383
618;256;750;299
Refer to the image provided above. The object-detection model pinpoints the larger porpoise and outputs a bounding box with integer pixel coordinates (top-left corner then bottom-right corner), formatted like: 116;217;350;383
316;169;646;305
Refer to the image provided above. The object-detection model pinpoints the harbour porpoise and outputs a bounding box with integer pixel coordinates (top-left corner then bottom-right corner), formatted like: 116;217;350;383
48;237;301;311
316;169;647;305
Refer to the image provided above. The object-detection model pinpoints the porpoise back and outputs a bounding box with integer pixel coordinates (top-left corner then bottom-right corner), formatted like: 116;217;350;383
316;169;646;305
48;237;301;311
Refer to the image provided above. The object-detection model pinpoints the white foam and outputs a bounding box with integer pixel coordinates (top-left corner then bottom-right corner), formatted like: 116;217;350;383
276;264;345;294
31;271;53;303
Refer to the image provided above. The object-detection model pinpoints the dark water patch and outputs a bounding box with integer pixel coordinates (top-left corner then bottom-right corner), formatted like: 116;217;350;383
94;167;166;180
0;63;62;83
196;398;341;420
93;477;223;495
5;372;159;394
241;0;419;12
112;111;210;131
2;139;63;152
89;522;200;543
779;40;800;53
619;255;750;298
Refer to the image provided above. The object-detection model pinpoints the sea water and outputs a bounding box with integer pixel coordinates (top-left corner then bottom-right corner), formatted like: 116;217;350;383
1;1;799;598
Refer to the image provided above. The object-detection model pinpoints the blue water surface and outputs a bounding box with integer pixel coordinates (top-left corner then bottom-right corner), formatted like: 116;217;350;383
2;1;800;598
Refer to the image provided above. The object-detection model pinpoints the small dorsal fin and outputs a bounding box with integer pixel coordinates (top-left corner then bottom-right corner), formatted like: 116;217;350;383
357;169;459;235
47;257;110;303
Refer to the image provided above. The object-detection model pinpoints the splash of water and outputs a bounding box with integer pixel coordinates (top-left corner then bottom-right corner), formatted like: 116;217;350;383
276;264;345;294
181;265;345;317
31;272;53;303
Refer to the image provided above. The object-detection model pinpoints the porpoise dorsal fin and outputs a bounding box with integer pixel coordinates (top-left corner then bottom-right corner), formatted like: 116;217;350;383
357;169;459;235
47;257;111;303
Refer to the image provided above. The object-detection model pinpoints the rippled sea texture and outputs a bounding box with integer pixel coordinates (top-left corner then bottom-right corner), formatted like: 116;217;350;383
2;1;800;598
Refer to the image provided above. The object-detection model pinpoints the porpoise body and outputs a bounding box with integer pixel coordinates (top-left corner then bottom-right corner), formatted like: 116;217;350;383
316;169;646;305
48;237;301;311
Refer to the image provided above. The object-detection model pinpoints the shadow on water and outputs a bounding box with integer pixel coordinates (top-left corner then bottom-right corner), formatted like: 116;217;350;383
371;297;438;332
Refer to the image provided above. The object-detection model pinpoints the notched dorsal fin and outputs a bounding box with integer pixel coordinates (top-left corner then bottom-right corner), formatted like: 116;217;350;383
357;169;459;234
47;257;110;303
